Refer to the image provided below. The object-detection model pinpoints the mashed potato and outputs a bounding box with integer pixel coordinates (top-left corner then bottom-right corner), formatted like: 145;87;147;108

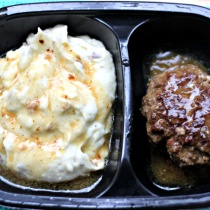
0;25;116;183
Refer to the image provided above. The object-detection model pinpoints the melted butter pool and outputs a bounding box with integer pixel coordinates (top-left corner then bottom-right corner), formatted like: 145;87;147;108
0;164;103;191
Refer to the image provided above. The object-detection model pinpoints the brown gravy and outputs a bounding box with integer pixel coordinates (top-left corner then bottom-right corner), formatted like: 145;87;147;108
144;50;210;189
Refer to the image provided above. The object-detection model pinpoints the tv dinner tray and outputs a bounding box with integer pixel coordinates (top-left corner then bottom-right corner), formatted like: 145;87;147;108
1;1;210;209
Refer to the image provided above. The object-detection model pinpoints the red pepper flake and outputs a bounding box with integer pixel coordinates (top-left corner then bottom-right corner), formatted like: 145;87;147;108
36;127;40;131
70;50;72;52
51;50;54;53
20;126;22;129
68;74;75;80
62;95;67;99
47;48;50;51
39;40;44;44
107;103;109;108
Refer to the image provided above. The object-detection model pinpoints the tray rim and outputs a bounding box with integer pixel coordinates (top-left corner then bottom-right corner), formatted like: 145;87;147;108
0;1;210;209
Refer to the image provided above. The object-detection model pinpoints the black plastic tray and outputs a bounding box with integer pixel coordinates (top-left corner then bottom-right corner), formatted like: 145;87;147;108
1;1;210;209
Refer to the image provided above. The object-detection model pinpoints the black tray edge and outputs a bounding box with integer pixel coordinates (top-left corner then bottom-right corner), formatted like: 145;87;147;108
0;1;210;209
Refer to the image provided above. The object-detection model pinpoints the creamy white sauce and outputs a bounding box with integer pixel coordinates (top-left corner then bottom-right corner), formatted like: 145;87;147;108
0;25;116;183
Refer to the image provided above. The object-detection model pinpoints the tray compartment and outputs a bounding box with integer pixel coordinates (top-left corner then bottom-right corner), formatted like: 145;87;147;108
128;14;210;196
0;13;123;197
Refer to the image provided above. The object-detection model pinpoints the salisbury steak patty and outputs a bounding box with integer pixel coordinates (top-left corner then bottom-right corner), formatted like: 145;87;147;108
142;64;210;167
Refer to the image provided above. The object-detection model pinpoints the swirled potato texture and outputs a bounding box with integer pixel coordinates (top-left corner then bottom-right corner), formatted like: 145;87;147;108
0;25;116;183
